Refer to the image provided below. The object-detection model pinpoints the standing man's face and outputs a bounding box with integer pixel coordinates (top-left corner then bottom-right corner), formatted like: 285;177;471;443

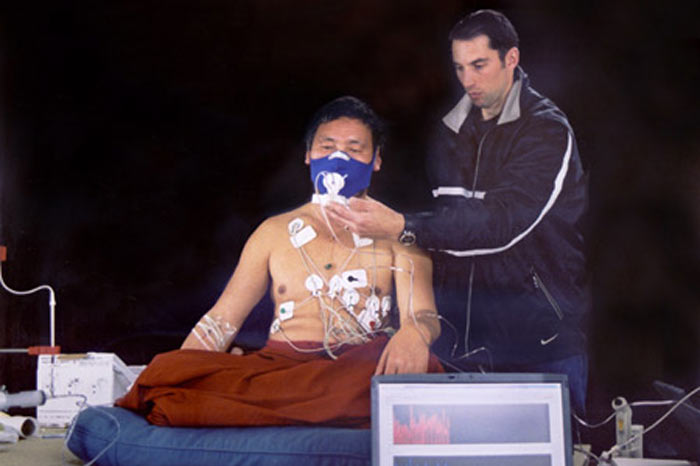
452;34;519;120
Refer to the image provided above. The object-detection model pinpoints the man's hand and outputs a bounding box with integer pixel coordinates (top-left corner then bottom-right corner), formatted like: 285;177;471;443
375;325;431;375
325;197;404;240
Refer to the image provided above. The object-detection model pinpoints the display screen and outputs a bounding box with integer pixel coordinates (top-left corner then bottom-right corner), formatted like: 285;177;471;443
372;375;571;466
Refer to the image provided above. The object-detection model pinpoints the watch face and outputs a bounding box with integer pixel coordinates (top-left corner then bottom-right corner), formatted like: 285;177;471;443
400;230;416;246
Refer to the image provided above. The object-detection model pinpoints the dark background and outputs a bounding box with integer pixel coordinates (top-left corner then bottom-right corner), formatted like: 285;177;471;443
1;0;698;457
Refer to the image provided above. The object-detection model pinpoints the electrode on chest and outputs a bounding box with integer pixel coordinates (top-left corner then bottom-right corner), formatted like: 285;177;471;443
276;209;399;355
290;225;317;249
341;269;367;288
278;301;295;322
352;232;373;248
304;274;324;295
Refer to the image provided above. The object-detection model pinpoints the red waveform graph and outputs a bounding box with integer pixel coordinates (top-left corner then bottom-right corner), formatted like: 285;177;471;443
393;405;451;444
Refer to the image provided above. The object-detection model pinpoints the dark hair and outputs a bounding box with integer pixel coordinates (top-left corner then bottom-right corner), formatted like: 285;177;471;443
449;9;519;61
304;96;386;152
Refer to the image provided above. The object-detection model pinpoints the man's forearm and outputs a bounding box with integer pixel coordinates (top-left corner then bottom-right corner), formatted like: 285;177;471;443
181;313;238;351
402;310;440;345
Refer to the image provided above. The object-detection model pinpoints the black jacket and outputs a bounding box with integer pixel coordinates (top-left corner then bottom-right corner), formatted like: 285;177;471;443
405;68;589;366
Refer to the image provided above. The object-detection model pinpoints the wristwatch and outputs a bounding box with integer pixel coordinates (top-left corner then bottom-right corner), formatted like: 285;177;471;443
398;229;416;246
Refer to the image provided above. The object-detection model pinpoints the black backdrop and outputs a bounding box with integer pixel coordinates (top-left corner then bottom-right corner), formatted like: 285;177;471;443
1;0;698;455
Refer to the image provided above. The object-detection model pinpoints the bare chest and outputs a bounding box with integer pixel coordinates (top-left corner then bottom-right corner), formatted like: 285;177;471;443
271;233;394;300
268;222;395;339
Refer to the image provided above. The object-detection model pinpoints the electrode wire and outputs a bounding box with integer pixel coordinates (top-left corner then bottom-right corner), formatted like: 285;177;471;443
600;385;700;460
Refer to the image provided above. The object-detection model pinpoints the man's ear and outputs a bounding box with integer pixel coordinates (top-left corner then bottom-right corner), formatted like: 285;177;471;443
304;151;311;165
505;47;519;70
373;148;382;172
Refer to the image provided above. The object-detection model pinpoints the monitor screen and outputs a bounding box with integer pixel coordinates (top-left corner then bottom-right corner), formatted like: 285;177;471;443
372;373;572;466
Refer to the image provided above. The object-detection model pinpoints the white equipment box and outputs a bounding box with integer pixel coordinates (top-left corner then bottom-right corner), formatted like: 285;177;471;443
36;353;140;427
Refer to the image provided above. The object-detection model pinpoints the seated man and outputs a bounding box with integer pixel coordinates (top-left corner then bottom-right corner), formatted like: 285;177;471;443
117;96;442;428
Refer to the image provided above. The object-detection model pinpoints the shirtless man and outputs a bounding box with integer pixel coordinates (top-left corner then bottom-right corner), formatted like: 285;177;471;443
118;96;442;427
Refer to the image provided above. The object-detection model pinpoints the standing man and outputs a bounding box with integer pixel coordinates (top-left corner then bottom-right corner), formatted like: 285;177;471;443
327;10;589;414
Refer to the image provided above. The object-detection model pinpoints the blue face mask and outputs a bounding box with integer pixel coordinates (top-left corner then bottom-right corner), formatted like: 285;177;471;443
309;150;376;200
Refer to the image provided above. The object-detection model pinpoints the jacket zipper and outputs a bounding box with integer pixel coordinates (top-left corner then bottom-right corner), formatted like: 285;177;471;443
464;126;495;352
531;267;564;320
464;262;475;351
470;125;493;192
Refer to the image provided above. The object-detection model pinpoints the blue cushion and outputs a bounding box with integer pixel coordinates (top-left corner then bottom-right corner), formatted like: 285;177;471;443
67;406;370;466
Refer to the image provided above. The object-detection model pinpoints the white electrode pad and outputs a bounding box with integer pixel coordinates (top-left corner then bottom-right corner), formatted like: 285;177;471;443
270;318;281;334
287;218;304;235
322;172;347;195
328;275;344;297
342;289;360;308
311;193;349;207
356;308;377;332
365;295;380;314
352;232;373;248
305;274;324;293
290;225;317;248
278;301;295;321
341;269;368;288
381;296;392;316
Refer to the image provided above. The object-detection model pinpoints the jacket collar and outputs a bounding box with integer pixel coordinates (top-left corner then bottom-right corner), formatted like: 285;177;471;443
442;66;526;134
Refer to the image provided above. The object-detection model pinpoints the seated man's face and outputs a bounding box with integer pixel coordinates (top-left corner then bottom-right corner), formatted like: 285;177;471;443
305;117;380;170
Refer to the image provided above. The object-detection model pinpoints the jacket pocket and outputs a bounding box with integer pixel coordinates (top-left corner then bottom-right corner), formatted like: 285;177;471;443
530;266;564;321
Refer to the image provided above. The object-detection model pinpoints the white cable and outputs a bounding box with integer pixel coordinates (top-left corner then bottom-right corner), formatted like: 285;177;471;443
631;400;677;407
600;385;700;461
192;315;238;351
394;252;438;348
299;192;376;353
0;262;58;347
574;411;617;430
574;393;696;431
277;324;342;355
328;302;366;340
295;246;359;356
319;294;339;359
280;173;425;359
63;404;120;466
573;445;598;465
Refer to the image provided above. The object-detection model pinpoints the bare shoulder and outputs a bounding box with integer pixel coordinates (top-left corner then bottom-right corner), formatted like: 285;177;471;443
259;204;315;230
249;203;315;245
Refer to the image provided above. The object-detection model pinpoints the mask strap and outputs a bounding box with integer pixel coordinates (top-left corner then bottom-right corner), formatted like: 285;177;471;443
370;147;378;165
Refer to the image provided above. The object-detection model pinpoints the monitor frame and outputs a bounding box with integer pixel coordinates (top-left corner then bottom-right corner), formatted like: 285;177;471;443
371;372;573;466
